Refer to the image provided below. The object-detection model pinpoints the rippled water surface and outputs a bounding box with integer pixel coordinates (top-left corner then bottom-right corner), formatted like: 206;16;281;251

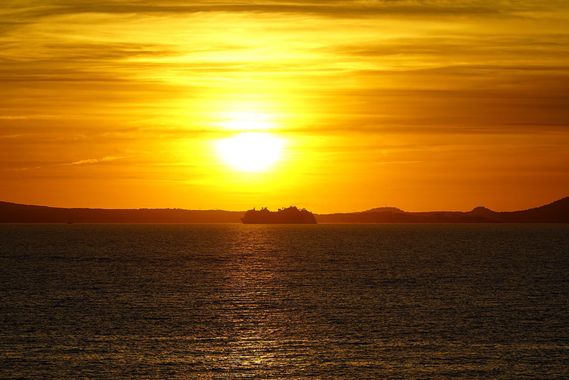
1;224;569;378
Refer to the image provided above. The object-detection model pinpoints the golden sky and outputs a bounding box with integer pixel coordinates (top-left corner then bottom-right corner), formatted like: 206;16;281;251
1;0;569;212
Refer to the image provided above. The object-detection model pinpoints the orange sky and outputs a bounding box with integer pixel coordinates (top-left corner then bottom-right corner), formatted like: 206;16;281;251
1;1;569;212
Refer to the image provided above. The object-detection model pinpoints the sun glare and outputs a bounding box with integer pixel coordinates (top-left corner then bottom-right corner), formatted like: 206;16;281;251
221;111;275;131
215;132;285;173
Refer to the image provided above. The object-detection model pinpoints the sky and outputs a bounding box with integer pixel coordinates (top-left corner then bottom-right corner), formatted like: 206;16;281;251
1;0;569;212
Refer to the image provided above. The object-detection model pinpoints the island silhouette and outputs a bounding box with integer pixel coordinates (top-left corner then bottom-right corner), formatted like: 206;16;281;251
242;207;317;224
0;196;568;223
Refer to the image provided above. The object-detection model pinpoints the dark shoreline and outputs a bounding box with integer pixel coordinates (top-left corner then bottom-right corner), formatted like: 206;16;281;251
1;196;568;224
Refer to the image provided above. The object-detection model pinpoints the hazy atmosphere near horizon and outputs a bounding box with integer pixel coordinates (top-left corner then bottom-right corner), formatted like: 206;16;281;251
1;0;569;212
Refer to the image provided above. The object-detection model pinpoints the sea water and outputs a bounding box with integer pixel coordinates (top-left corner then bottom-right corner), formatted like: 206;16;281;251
1;224;568;378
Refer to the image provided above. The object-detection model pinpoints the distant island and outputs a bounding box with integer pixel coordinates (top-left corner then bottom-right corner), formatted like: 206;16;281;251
0;202;243;224
242;207;317;224
0;196;568;223
317;197;569;224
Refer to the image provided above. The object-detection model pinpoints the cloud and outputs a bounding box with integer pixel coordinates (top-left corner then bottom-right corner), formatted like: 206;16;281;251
4;0;568;26
63;156;124;166
1;1;569;184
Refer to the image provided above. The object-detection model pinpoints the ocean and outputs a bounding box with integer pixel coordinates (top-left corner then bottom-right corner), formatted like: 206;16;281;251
1;224;568;378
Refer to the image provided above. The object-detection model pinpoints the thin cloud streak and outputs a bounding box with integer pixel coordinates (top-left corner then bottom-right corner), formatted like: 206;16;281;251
2;0;549;20
63;156;125;166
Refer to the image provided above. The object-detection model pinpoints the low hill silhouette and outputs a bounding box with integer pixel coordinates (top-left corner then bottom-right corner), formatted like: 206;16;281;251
0;201;243;223
0;197;568;223
315;197;569;224
363;207;404;214
496;196;569;223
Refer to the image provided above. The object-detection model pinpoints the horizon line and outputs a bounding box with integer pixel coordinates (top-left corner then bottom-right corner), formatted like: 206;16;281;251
2;196;568;215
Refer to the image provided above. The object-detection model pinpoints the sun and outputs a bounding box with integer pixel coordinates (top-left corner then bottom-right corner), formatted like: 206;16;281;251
215;132;285;173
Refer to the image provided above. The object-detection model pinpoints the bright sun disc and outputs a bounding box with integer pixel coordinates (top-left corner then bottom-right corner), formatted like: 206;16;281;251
215;132;284;173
